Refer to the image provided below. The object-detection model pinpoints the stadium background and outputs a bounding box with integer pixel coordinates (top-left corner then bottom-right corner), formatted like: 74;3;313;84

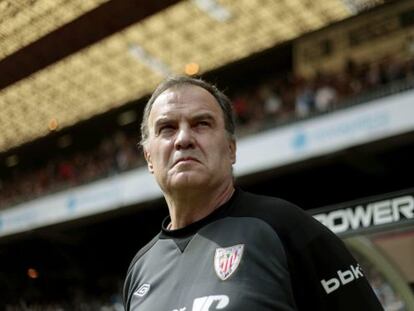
1;0;414;309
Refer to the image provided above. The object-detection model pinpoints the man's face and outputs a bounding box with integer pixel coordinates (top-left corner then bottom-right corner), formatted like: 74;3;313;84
144;84;236;192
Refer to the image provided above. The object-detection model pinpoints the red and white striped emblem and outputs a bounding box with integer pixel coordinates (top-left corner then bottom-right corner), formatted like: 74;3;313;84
214;244;244;280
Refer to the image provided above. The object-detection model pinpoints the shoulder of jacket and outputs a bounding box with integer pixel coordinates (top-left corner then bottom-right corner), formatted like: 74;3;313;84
236;190;306;220
234;190;326;240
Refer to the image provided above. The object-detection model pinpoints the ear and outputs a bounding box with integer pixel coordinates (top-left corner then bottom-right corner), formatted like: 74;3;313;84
143;147;154;174
229;139;236;164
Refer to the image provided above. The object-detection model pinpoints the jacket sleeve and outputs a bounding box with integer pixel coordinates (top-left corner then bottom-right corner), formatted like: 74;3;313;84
278;203;384;311
123;234;160;311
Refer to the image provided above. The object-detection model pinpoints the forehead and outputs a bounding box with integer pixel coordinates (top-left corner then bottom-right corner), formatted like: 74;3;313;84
149;84;223;121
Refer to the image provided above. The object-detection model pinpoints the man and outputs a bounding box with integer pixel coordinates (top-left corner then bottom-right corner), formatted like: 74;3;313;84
123;76;384;310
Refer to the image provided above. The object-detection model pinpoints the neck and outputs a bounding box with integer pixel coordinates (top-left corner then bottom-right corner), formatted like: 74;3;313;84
165;180;234;230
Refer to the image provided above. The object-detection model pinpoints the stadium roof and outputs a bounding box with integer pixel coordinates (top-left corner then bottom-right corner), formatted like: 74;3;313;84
0;0;385;153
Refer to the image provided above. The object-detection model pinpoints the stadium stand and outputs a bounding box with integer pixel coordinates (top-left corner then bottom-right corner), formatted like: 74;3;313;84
1;0;414;310
1;54;414;210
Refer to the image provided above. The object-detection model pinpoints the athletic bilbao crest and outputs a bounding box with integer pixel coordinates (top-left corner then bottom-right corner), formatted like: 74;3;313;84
214;244;244;280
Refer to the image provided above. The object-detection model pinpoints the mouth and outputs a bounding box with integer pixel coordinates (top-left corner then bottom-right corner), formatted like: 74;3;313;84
174;157;200;166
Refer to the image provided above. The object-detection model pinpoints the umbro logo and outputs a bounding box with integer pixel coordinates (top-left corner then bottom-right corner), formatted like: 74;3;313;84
134;283;150;297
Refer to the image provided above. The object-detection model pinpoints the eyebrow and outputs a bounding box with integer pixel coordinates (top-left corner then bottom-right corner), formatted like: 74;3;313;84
192;113;216;123
154;117;173;129
154;112;216;128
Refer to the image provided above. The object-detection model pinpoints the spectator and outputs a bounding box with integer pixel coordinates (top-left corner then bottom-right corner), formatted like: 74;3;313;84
262;83;283;122
314;82;337;112
295;83;314;117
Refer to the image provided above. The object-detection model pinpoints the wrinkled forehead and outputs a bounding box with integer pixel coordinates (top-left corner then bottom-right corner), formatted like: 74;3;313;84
148;85;223;123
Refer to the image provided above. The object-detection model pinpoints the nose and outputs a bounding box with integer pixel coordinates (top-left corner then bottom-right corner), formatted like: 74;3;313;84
174;125;195;150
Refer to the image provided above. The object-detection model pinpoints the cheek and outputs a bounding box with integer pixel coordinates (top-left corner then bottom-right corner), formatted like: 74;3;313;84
153;142;173;165
212;140;233;162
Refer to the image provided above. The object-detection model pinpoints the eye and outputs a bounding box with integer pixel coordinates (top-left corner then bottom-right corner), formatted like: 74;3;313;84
158;124;176;134
197;120;210;127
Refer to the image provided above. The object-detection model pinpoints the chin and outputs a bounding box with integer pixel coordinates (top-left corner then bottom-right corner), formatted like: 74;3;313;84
170;173;207;190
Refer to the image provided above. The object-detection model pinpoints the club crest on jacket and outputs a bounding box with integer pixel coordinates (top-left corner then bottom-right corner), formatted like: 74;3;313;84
214;244;244;280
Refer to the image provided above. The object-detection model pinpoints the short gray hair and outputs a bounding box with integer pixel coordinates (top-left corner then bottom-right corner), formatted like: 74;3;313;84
140;75;235;147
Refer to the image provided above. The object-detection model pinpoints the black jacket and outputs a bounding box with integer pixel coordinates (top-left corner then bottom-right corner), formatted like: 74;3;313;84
124;188;384;310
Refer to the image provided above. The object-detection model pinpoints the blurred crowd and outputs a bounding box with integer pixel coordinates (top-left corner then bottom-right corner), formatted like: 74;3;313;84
1;55;414;209
232;56;414;136
0;132;145;209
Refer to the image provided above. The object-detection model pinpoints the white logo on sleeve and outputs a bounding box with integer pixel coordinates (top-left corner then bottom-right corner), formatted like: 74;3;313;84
192;295;229;311
321;264;364;294
133;283;151;297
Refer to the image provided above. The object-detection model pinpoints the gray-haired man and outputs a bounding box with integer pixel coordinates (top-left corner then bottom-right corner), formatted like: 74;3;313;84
123;76;383;311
